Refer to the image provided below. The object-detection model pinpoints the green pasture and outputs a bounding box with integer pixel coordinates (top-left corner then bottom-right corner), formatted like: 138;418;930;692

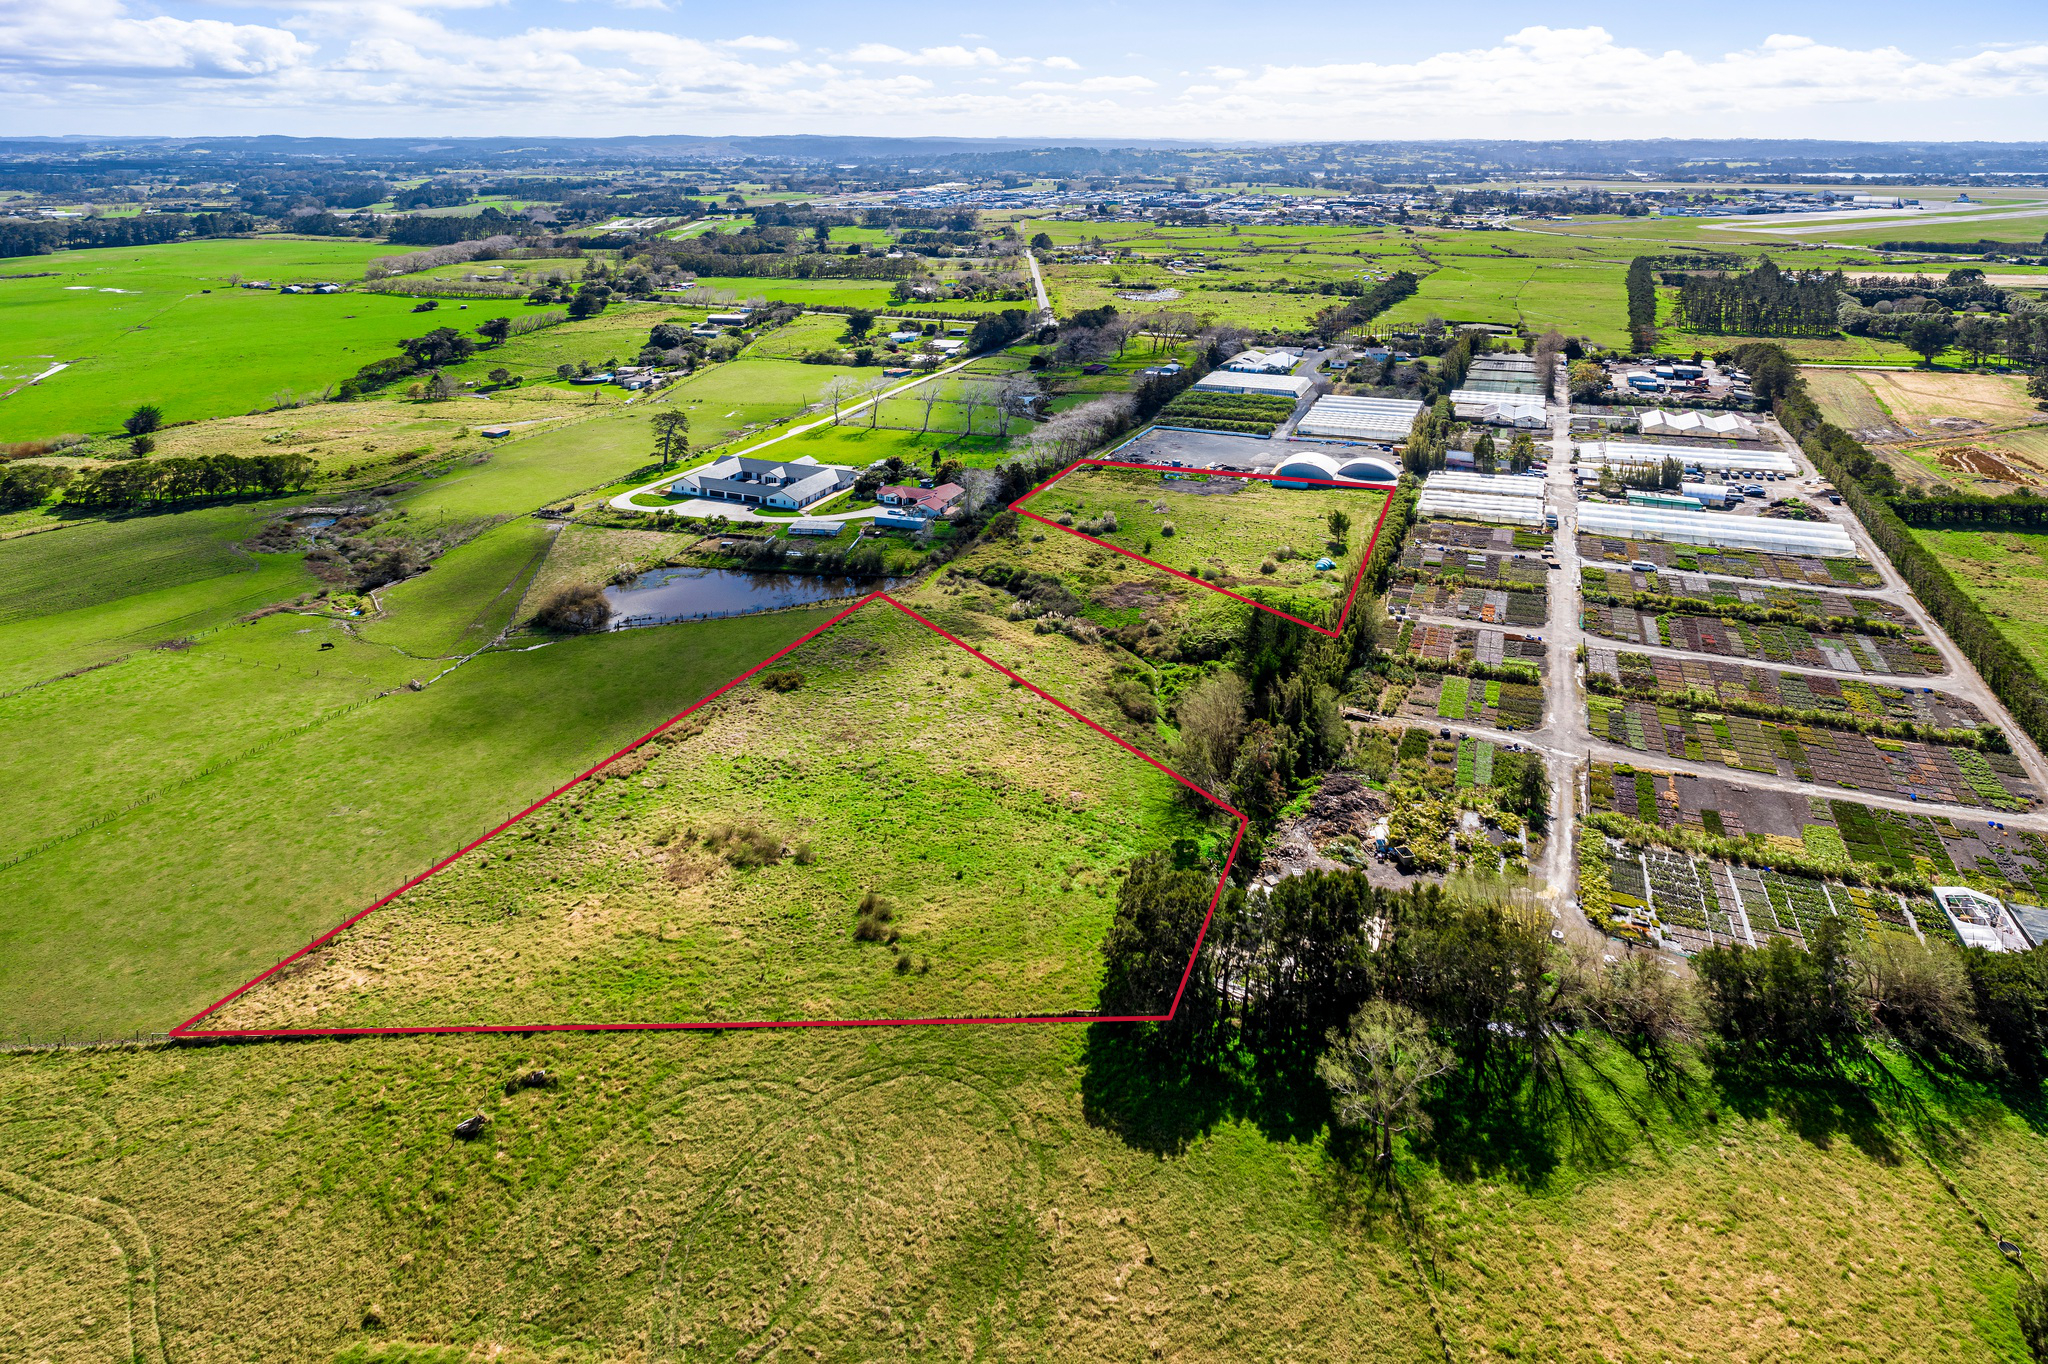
0;606;840;1036
386;408;659;529
357;517;556;658
1905;526;2048;679
659;355;883;442
7;1019;2048;1361
0;619;410;867
0;546;318;694
0;238;538;440
0;498;283;629
435;302;678;383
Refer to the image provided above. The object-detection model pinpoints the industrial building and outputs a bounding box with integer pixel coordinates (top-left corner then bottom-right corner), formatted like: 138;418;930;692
1637;410;1759;440
1576;441;1799;476
1295;394;1424;442
1191;371;1315;401
1577;503;1857;556
1271;450;1400;486
1449;392;1548;426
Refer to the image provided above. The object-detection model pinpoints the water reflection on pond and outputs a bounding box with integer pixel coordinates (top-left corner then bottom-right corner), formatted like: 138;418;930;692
603;566;898;628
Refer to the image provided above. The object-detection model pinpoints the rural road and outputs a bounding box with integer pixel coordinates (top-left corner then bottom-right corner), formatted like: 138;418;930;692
1024;249;1052;317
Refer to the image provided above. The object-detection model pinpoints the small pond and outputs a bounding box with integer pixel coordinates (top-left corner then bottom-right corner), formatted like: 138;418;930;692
603;567;898;628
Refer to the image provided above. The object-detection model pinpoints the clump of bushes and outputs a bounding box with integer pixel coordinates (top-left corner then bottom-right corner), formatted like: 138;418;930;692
701;821;784;869
853;891;897;944
532;583;612;633
759;668;804;692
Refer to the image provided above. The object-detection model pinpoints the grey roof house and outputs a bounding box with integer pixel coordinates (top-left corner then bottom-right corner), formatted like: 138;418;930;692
665;454;857;510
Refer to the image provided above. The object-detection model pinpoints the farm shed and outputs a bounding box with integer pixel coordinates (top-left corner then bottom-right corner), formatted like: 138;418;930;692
1272;451;1396;488
1450;392;1548;426
1638;410;1759;440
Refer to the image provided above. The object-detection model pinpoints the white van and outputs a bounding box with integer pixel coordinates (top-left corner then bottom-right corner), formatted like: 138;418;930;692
1630;558;1658;574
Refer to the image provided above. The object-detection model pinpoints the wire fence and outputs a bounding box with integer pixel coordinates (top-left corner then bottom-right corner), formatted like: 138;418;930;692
0;1032;171;1054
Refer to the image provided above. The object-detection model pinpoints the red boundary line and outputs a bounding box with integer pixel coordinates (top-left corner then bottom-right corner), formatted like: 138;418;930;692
172;594;1249;1041
1009;458;1395;639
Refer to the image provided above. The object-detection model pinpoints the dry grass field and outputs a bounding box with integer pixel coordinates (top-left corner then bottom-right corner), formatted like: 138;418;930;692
3;1026;2043;1362
1859;370;2041;429
206;598;1218;1032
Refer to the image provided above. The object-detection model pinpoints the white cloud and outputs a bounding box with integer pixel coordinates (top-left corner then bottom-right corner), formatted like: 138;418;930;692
1016;75;1156;93
1199;26;2048;124
611;0;669;10
842;42;1036;71
2;8;2043;140
0;0;309;76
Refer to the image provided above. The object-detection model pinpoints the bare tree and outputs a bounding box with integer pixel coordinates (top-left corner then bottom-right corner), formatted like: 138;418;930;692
996;374;1039;431
1106;315;1144;357
918;378;947;434
958;381;987;436
821;375;859;425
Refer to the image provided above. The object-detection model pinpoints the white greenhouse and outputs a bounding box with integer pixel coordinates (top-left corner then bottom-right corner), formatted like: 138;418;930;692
1191;371;1314;400
1424;471;1546;499
1577;441;1799;476
1577;504;1858;556
1417;489;1551;527
1295;394;1425;442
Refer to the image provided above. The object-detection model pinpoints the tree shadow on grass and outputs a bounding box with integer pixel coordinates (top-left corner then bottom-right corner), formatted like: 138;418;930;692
1076;1023;1237;1158
1708;1056;1904;1166
1411;1071;1564;1190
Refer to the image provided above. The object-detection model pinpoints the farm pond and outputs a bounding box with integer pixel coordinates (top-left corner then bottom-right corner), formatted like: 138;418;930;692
603;566;901;627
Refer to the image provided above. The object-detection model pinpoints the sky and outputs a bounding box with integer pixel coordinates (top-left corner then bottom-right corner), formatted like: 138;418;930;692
3;0;2048;142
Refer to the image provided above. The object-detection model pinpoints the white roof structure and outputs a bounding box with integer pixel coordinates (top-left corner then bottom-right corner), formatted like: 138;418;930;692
1296;395;1424;442
1192;371;1314;400
1221;348;1300;374
1578;504;1858;556
1450;391;1548;427
1416;489;1550;527
1639;409;1759;440
1934;886;2026;953
1425;471;1546;498
1272;451;1399;487
1578;441;1799;475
